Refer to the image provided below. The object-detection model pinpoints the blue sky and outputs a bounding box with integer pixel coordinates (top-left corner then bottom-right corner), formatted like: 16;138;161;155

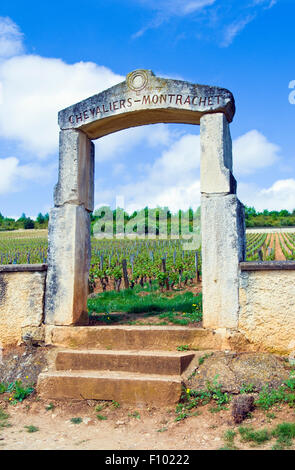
0;0;294;217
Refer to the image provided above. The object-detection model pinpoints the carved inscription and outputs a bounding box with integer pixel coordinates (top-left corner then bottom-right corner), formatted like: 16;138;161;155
68;94;223;125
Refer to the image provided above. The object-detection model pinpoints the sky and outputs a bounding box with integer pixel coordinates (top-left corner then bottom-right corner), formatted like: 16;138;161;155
0;0;294;217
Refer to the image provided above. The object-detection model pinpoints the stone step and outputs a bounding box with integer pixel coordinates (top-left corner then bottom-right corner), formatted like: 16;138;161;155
37;370;182;405
47;326;218;350
55;349;195;375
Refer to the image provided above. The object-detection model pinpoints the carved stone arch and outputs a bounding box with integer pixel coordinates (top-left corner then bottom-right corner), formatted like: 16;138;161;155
44;70;245;328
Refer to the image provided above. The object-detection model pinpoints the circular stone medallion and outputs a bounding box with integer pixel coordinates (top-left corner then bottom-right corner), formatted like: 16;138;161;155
127;70;148;92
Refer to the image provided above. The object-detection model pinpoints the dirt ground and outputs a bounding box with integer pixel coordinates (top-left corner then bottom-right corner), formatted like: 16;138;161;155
273;233;286;261
0;396;295;450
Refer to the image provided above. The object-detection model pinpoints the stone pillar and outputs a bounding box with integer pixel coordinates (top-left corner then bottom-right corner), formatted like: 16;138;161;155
45;129;94;325
200;113;246;329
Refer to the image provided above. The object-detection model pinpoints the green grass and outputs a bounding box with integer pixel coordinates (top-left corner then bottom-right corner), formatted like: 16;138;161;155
88;288;201;314
70;417;83;424
255;373;295;410
239;426;271;445
0;407;11;429
237;422;295;449
220;422;295;450
222;430;238;450
24;425;39;433
175;376;230;422
96;414;107;421
272;422;295;449
88;288;202;325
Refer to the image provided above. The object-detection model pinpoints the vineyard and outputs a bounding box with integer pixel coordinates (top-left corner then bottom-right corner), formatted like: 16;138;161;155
0;230;295;293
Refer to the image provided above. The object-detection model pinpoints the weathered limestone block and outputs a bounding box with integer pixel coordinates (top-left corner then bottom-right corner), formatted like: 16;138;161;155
0;270;46;347
239;270;295;354
200;113;236;195
54;129;94;212
201;194;246;329
45;204;91;326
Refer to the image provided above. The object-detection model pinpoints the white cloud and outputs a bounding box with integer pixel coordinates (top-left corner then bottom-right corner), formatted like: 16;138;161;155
0;156;54;194
95;128;285;211
252;0;278;8
0;54;123;157
222;15;255;47
221;1;279;47
132;0;215;37
94;124;172;162
95;133;201;212
233;130;280;176
0;17;24;58
239;179;295;211
135;0;215;15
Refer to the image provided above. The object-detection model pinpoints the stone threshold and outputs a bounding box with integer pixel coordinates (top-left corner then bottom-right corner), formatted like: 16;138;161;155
0;264;48;273
240;261;295;271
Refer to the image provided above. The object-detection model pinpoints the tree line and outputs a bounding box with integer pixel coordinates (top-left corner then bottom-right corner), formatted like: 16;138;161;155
245;207;295;227
0;212;49;231
0;206;295;232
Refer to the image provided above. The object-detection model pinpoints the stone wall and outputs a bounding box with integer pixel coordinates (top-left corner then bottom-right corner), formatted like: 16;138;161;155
239;262;295;354
0;265;47;347
0;261;294;355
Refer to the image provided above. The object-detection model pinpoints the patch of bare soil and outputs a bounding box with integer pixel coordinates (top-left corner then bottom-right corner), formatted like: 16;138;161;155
273;233;286;261
1;397;295;450
88;312;202;327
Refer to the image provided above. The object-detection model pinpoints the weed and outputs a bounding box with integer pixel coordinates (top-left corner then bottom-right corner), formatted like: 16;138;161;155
175;411;190;422
210;405;228;413
70;417;83;424
157;427;168;432
95;404;105;412
238;426;271;445
266;412;276;422
219;446;237;451
206;376;230;409
128;411;140;420
97;414;107;420
24;425;39;433
223;430;238;450
0;407;10;428
45;403;55;411
111;401;120;409
198;353;213;366
255;373;295;410
2;380;35;403
177;345;190;351
284;373;295;391
272;422;295;449
255;385;289;410
175;376;230;421
240;384;255;394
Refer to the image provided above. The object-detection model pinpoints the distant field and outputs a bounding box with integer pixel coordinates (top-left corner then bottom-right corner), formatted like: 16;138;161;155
0;229;295;267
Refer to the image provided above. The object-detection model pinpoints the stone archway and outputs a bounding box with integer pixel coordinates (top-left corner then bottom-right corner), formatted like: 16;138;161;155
44;69;245;328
